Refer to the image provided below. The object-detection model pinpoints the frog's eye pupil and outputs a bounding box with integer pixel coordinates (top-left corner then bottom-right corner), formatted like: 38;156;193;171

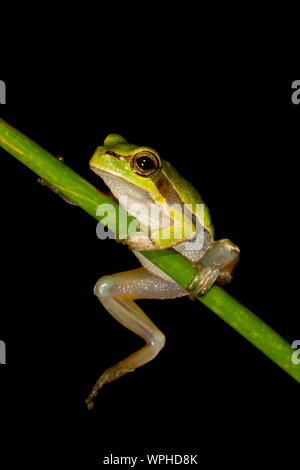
137;156;154;171
132;151;160;177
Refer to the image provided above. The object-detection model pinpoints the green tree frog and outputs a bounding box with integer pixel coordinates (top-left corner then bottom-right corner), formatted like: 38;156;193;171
83;134;240;409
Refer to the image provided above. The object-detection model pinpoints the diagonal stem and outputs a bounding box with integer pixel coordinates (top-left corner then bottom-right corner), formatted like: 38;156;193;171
0;117;299;383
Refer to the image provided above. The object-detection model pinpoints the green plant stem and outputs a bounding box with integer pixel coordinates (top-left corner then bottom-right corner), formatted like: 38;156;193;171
0;118;299;383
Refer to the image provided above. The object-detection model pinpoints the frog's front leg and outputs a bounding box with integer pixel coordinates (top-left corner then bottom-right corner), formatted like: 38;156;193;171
86;268;187;410
188;239;240;298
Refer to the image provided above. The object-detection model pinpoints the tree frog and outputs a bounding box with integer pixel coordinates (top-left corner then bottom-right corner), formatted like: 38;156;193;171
83;134;240;409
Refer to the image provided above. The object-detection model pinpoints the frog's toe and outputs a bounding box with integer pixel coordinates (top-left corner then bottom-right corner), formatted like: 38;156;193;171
187;266;220;299
85;398;94;410
85;386;100;410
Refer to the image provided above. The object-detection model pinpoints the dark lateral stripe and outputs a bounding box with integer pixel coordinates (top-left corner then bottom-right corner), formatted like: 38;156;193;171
105;151;131;161
154;173;183;206
154;173;212;243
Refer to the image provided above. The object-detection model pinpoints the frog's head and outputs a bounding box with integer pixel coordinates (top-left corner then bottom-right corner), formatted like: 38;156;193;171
89;134;163;202
90;134;214;240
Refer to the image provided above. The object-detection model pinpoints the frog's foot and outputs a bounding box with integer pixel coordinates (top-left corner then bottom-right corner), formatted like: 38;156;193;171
188;266;220;299
188;239;240;299
86;380;106;410
86;387;98;410
38;156;77;206
85;363;135;410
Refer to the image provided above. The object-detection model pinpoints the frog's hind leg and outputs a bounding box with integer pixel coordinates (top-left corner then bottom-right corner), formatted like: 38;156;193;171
86;268;187;409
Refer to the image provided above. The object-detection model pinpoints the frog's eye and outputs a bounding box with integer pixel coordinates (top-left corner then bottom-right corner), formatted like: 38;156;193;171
131;151;160;177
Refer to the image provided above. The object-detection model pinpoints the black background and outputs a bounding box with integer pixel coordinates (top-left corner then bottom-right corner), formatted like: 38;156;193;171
0;77;299;465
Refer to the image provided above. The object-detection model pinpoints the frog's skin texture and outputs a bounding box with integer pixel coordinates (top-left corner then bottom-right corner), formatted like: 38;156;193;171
85;134;240;409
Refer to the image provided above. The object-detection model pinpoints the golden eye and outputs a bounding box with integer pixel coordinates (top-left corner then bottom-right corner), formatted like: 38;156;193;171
131;151;160;177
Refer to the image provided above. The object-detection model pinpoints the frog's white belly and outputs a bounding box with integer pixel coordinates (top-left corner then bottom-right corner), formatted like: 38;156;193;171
98;170;212;281
133;237;204;283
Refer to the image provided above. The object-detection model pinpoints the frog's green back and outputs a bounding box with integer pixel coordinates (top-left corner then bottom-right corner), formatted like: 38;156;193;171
161;160;214;236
